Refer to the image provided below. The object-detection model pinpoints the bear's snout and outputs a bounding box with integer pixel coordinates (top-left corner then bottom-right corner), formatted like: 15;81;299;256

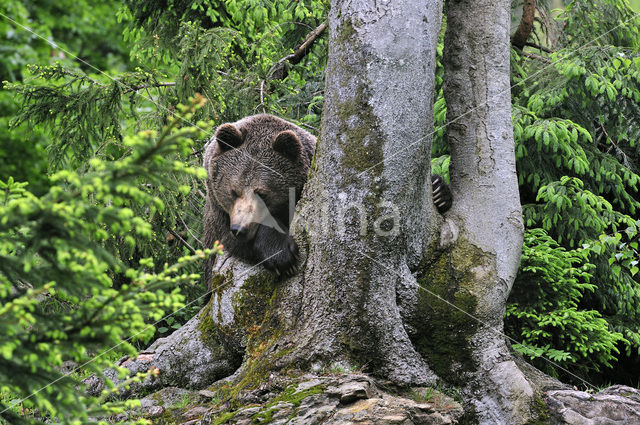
229;189;263;241
231;224;250;240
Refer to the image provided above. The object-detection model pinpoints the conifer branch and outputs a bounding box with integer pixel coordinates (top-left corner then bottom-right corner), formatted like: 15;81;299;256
125;81;176;93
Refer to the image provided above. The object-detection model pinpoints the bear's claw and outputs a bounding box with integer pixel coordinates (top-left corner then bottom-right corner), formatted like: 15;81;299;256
431;174;452;214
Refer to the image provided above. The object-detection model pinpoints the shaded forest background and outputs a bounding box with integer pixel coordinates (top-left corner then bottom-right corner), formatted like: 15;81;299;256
1;0;640;422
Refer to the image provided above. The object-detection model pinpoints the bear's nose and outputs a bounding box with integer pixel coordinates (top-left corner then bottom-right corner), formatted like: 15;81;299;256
231;224;249;240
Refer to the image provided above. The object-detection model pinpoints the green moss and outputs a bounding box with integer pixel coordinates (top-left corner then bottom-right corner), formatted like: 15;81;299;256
202;383;324;425
331;17;385;180
251;384;325;424
253;408;275;423
232;272;276;333
266;384;324;408
151;391;167;407
335;85;384;176
210;410;237;425
411;238;496;383
211;272;229;324
335;18;356;46
523;395;551;425
197;297;218;346
197;271;234;346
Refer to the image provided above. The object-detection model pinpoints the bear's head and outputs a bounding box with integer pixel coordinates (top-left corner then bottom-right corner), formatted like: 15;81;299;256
205;120;309;242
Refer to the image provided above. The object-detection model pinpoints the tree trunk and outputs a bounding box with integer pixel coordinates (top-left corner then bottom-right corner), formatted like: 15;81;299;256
269;0;445;385
512;0;537;50
103;1;575;423
436;0;538;422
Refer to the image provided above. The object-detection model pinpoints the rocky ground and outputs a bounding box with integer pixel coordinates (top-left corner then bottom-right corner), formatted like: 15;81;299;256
112;373;464;425
98;369;640;424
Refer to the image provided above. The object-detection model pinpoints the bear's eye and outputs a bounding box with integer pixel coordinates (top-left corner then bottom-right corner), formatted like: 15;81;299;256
254;189;268;199
231;190;239;199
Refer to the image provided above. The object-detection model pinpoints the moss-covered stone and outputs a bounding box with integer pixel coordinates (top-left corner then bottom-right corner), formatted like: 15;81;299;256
197;379;324;425
266;384;324;408
210;410;237;425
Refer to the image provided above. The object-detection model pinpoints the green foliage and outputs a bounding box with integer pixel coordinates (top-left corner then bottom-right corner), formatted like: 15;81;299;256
118;0;327;126
0;0;130;195
0;97;213;424
4;0;639;408
509;0;640;382
6;64;171;170
1;1;329;421
506;229;624;379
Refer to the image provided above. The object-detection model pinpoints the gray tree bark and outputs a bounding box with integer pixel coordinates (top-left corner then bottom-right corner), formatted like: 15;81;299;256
436;0;538;422
273;0;445;385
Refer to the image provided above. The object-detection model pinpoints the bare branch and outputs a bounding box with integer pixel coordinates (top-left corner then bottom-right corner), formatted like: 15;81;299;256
267;22;328;81
167;228;196;254
521;51;551;63
256;22;327;112
178;211;203;247
524;41;553;53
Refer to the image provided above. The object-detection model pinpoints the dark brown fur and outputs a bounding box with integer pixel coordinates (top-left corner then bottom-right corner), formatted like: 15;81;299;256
202;114;316;289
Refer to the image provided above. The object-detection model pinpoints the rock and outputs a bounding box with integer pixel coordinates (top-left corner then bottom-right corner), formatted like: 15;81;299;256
198;389;218;398
325;374;376;405
338;381;374;404
143;386;193;407
544;385;640;424
83;311;240;397
237;406;261;416
182;405;214;420
121;373;463;425
380;414;411;424
146;405;164;417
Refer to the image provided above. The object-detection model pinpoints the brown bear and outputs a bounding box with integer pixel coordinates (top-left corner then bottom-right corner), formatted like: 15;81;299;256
202;114;316;282
202;114;452;287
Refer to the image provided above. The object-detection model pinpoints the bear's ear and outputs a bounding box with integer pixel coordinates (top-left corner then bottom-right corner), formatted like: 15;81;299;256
272;130;302;161
213;123;244;156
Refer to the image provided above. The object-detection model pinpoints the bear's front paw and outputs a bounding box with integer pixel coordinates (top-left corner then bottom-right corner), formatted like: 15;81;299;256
253;227;300;278
431;174;452;214
264;235;300;277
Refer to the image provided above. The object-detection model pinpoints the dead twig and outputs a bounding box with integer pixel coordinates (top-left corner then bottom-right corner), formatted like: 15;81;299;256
167;228;196;255
524;41;553;53
257;22;327;110
267;22;327;81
